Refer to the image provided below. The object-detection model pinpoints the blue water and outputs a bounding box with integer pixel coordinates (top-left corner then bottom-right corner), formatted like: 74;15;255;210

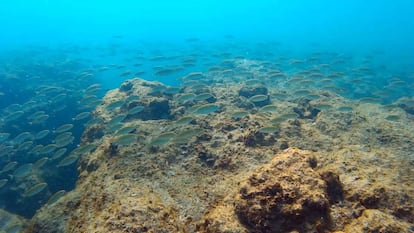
1;0;413;88
0;0;413;224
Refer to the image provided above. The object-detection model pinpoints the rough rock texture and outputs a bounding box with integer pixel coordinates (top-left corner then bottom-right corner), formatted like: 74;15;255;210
25;71;414;233
343;209;413;233
235;149;330;232
66;178;184;232
198;148;333;233
27;191;80;233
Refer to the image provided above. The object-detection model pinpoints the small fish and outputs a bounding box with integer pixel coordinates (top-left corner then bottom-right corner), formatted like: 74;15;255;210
176;93;196;103
271;113;298;125
313;104;333;110
86;83;101;90
172;129;199;144
249;95;268;103
119;70;132;77
73;112;91;121
194;93;215;101
163;87;180;95
258;105;278;113
72;144;97;155
175;116;195;125
125;95;140;102
258;126;279;134
51;148;67;160
115;126;136;135
57;155;79;167
113;134;137;146
98;66;109;71
4;111;25;122
108;114;127;126
150;56;167;61
46;190;66;205
17;141;33;151
55;124;74;133
79;72;94;78
31;114;49;124
0;145;14;157
55;132;73;142
13;163;33;178
271;93;287;100
29;145;44;155
184;72;204;80
105;100;125;110
150;132;175;146
55;136;74;148
1;161;18;173
14;132;33;144
385;115;400;122
33;157;49;169
231;111;249;120
0;179;8;188
52;93;67;102
35;130;50;140
150;85;167;94
135;70;146;76
85;118;104;126
24;182;48;197
40;144;58;155
81;95;99;104
85;84;101;94
105;123;123;134
195;104;220;114
128;106;145;115
27;111;45;120
154;67;183;76
305;94;320;100
293;89;311;97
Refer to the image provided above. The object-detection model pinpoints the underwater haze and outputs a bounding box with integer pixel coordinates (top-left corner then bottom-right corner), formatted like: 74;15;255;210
0;1;414;232
1;0;413;86
1;1;413;48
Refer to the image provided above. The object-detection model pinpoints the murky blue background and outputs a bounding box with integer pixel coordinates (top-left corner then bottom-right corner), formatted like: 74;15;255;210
1;0;413;88
0;1;412;49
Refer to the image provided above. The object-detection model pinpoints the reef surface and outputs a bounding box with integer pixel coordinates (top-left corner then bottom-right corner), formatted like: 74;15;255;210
24;60;414;232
